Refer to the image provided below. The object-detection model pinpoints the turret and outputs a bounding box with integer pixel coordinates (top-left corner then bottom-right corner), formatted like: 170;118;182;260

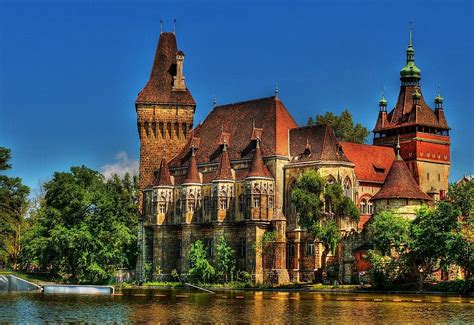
400;25;421;85
212;141;235;222
181;145;202;224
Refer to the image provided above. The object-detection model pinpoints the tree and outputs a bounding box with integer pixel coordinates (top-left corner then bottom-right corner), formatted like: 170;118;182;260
315;109;370;143
0;147;30;270
368;211;411;256
215;236;236;282
22;166;138;283
188;240;215;283
307;117;315;126
409;203;460;289
291;170;359;280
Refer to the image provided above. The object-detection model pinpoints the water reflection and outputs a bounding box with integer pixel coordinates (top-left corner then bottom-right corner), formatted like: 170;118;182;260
0;289;472;323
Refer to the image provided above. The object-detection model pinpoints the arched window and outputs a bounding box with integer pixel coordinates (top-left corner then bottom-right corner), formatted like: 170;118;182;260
360;199;367;214
268;196;274;209
343;177;352;198
152;122;157;138
254;196;261;208
167;122;172;138
326;175;336;185
367;200;374;215
158;195;166;214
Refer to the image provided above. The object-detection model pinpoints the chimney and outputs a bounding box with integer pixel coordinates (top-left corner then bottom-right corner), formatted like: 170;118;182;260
173;50;186;91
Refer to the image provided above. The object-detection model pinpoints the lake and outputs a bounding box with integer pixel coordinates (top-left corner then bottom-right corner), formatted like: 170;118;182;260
1;288;472;323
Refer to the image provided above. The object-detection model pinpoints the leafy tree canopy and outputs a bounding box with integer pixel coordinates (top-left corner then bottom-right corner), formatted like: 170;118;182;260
368;211;411;256
22;166;138;284
315;109;370;144
0;147;30;269
215;236;236;282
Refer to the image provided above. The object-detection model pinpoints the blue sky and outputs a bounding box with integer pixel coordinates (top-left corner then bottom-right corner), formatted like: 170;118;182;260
0;0;473;193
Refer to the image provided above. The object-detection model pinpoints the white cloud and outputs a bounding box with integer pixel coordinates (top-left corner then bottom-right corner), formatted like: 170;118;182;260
101;151;139;179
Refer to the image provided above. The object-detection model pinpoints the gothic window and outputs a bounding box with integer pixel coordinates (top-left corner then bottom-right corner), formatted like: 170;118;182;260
289;242;295;257
343;177;352;198
219;198;228;210
367;200;374;215
238;194;244;212
268;196;274;209
326;175;336;185
176;199;182;215
306;241;314;256
205;238;214;257
253;196;261;208
159;202;166;214
360;199;367;214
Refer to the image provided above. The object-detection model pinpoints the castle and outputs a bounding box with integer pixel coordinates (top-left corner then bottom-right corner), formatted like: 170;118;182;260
135;28;450;283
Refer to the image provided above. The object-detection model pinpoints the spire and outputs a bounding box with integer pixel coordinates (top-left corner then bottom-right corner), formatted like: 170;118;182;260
214;141;233;181
435;85;444;105
274;82;279;99
247;138;270;178
400;22;421;82
183;145;200;184
379;92;388;112
153;155;173;186
160;19;163;34
395;135;401;160
173;18;176;35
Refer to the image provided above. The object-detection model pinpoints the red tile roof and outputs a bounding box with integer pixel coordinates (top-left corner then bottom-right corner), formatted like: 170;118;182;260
371;153;432;201
289;124;350;163
152;157;173;186
169;96;297;167
247;139;272;178
214;143;233;181
374;85;448;131
183;147;200;184
136;32;195;106
339;142;395;184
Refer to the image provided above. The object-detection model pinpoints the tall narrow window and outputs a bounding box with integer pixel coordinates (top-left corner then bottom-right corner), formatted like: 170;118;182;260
360;199;367;214
239;238;246;258
219;198;228;210
368;201;373;215
268;196;274;208
254;196;261;208
238;194;244;212
306;241;314;256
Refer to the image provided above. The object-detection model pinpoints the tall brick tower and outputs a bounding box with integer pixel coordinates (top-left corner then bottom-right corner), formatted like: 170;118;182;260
373;28;450;198
136;31;196;201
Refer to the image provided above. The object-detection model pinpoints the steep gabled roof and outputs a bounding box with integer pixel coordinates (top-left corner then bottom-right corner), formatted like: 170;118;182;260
214;143;233;181
289;124;350;163
152;157;173;186
136;32;195;106
371;149;431;201
169;96;297;167
339;142;395;183
247;138;272;178
183;147;200;184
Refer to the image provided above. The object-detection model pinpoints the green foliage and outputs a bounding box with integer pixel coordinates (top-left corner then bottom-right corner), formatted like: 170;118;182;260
188;240;215;283
366;250;410;289
307;117;315;126
368;211;411;256
447;179;474;218
291;170;359;275
0;147;30;269
215;236;236;282
315;109;370;144
21;166;139;284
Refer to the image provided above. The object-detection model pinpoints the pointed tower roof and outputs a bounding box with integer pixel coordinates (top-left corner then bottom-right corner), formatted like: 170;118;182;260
371;140;431;201
153;156;173;186
183;146;201;184
136;32;195;106
214;141;233;181
247;138;272;178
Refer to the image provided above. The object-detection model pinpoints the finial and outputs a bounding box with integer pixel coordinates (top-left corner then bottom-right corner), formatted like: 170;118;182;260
408;21;413;47
173;19;176;35
256;136;261;148
252;120;255;130
274;82;279;99
213;95;217;108
223;139;227;151
435;84;444;105
160;19;163;34
395;135;401;159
